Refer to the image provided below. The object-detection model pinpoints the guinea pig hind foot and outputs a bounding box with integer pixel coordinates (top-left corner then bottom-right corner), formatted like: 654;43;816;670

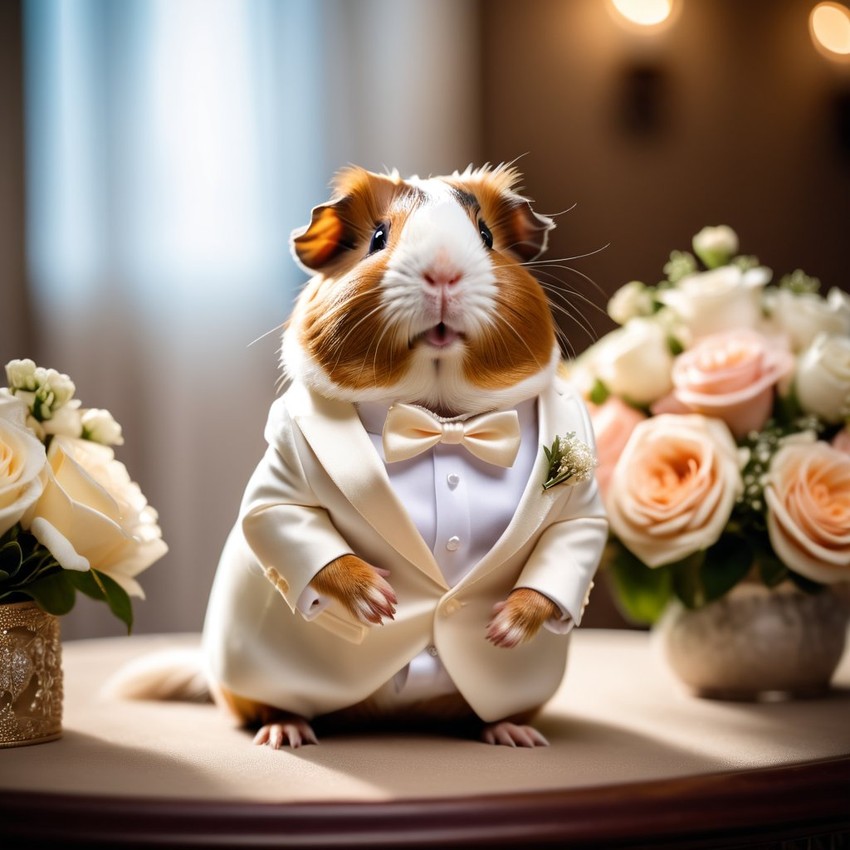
481;721;549;748
253;713;319;749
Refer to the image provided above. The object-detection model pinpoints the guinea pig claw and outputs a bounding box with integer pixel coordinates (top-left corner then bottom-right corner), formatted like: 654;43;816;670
481;721;549;748
254;716;318;749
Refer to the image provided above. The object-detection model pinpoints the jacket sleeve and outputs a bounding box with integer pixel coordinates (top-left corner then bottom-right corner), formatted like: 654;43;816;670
239;395;352;612
515;386;609;629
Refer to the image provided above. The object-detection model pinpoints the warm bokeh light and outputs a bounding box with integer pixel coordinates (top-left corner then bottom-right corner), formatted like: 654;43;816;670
810;2;850;59
609;0;676;28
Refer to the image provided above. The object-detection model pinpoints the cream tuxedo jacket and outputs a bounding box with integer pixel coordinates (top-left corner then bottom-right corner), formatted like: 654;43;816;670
202;377;608;722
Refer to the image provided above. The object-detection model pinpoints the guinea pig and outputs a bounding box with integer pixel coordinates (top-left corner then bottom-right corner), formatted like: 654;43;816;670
114;164;608;749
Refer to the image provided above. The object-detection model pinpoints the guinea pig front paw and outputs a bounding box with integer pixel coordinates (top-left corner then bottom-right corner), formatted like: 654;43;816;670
310;555;397;626
485;588;560;648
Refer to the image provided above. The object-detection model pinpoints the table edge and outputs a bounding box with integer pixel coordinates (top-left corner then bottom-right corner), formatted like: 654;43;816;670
1;754;848;848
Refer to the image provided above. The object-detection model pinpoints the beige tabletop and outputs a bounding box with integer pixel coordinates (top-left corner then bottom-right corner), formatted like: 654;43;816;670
1;628;848;848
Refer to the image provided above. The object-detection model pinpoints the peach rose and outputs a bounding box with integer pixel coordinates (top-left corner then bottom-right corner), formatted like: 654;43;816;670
833;428;850;456
660;330;794;439
587;396;646;501
764;441;850;584
607;414;742;567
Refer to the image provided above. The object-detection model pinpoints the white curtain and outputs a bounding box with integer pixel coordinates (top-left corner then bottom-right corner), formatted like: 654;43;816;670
23;0;480;639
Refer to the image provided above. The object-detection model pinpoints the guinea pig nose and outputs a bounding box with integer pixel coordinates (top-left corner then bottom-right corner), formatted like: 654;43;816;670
423;268;462;288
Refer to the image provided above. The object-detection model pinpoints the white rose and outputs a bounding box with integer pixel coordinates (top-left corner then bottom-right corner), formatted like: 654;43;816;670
607;414;742;567
28;436;167;597
692;225;739;269
0;395;47;537
771;287;850;353
607;280;654;325
585;318;674;406
657;264;771;340
795;333;850;424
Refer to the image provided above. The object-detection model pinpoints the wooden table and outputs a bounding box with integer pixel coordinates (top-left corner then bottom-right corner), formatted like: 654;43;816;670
1;629;848;848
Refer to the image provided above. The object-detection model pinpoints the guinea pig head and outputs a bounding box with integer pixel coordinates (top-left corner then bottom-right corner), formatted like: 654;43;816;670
283;165;558;416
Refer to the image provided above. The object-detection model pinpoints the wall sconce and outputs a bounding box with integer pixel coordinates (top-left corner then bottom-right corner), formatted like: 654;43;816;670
809;2;850;61
607;0;680;31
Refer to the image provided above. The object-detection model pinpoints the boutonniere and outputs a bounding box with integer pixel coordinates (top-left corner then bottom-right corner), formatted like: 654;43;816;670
542;432;597;491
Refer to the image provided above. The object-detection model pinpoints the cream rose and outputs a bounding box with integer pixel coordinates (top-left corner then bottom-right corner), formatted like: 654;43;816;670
795;333;850;425
584;318;674;406
606;414;742;567
657;264;771;341
587;396;646;501
765;441;850;584
770;287;850;353
662;330;794;439
28;436;167;596
0;393;47;537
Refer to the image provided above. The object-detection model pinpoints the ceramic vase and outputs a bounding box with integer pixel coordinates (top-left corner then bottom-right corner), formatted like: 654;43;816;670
0;600;63;747
657;581;850;700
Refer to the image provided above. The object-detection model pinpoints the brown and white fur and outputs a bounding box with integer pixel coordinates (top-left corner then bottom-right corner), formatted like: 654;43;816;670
111;164;570;749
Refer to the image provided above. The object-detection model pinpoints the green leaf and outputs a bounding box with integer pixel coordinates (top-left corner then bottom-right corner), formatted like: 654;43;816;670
670;550;708;609
756;549;790;588
588;379;610;406
606;541;673;626
787;571;825;596
70;569;134;633
701;536;754;603
21;571;77;616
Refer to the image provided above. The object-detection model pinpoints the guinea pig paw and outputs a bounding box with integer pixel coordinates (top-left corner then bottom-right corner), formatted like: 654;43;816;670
485;609;526;649
481;721;549;748
352;582;397;625
253;716;318;749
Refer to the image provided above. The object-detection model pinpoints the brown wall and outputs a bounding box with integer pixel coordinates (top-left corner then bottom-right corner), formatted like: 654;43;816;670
480;0;850;352
480;0;850;627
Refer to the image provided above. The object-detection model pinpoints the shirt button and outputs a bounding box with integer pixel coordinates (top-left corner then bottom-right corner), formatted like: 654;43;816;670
447;473;460;489
446;536;460;551
427;645;438;657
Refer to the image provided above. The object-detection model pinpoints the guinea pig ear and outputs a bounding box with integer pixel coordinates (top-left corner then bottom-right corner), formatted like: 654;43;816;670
500;199;555;263
453;164;555;263
290;167;400;274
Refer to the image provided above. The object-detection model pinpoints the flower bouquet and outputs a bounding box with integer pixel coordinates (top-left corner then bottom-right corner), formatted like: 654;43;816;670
572;226;850;637
0;359;167;632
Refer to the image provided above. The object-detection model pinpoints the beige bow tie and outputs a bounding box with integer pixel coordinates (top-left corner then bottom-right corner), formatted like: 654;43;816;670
382;403;521;467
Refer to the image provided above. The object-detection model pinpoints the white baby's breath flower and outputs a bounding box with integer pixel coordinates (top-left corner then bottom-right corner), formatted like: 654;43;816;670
542;432;597;491
82;408;124;446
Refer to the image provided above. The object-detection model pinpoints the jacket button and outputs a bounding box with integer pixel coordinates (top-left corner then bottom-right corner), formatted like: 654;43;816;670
443;598;462;616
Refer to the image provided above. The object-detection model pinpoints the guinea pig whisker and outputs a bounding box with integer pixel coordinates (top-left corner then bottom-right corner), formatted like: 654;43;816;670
247;322;286;349
523;243;609;267
536;275;609;325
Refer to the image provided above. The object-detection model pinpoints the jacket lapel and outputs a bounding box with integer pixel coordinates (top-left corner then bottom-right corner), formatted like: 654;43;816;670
461;381;578;586
287;383;448;589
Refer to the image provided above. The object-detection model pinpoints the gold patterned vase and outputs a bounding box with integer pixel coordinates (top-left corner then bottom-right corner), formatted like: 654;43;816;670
0;601;63;747
656;581;850;701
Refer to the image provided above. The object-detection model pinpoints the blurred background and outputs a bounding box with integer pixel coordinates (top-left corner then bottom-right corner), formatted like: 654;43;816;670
0;0;848;638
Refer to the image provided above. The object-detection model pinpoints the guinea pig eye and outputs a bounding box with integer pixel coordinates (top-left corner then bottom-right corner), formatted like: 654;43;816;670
478;219;493;250
369;223;389;254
